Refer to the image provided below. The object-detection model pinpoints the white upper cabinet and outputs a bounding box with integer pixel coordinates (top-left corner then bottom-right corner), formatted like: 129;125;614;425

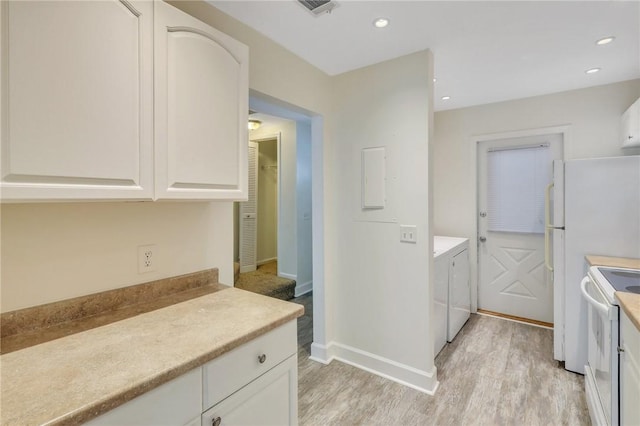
621;97;640;148
154;1;248;200
1;0;154;201
1;1;248;202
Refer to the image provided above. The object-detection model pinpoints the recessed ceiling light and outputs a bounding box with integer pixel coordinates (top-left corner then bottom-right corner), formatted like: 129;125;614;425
596;36;615;45
585;68;601;74
373;18;389;28
441;96;451;100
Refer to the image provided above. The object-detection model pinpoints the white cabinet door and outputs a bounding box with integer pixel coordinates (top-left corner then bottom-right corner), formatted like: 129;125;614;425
620;310;640;426
154;1;248;201
202;355;298;426
1;0;153;201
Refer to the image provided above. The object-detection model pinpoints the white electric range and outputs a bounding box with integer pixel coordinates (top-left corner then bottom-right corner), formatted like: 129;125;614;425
581;266;640;426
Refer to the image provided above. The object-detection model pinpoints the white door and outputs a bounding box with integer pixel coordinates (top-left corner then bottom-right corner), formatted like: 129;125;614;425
477;134;562;323
239;142;258;273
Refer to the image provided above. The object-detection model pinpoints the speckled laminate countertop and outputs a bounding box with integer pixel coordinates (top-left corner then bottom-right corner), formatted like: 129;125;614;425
586;255;640;332
0;287;303;426
585;255;640;270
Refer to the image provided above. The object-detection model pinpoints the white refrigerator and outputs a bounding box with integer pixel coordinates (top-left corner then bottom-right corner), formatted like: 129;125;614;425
550;155;640;374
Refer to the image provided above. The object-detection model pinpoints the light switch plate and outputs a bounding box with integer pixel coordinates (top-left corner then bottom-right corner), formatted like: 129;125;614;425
400;225;417;243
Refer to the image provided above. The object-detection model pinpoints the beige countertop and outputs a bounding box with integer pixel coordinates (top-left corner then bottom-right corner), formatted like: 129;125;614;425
0;287;303;426
585;255;640;270
586;255;640;333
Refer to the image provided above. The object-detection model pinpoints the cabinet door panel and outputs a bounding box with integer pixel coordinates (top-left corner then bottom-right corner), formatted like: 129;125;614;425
1;0;153;200
155;2;248;200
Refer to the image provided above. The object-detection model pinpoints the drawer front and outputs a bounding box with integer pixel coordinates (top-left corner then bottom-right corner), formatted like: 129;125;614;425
203;321;296;410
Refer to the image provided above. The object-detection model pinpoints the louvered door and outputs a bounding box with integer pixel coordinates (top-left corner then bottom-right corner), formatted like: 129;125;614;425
239;142;258;273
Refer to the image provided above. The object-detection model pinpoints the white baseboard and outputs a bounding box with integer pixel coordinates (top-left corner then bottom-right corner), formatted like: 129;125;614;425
309;342;331;364
308;340;439;395
257;257;277;266
279;272;296;281
294;280;312;297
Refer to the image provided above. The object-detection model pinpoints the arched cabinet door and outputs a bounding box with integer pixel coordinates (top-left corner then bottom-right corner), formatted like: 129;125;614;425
154;1;249;201
1;0;154;201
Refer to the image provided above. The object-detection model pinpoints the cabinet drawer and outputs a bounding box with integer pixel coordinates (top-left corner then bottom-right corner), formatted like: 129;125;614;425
203;321;296;410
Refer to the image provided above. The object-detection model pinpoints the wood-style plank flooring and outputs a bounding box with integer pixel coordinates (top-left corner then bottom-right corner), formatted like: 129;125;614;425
292;293;590;425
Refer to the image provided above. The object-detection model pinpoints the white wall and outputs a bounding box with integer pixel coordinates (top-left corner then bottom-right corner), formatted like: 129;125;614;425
1;202;232;312
257;139;278;263
433;79;640;310
296;122;313;295
325;50;436;392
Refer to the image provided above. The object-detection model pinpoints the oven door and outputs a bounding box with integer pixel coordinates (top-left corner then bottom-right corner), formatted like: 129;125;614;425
580;276;619;426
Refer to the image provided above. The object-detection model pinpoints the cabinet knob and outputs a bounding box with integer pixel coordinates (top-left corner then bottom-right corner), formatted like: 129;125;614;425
258;353;267;364
618;346;625;353
212;417;222;426
479;236;487;243
629;135;634;140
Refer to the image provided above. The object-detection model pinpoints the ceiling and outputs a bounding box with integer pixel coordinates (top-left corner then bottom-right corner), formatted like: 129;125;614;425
209;0;639;112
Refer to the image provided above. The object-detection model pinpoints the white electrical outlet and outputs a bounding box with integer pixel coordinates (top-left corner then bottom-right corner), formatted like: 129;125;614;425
400;225;418;243
138;244;156;273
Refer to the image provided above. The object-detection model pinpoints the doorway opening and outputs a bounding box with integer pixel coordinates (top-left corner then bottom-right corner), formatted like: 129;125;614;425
476;131;564;325
232;94;319;298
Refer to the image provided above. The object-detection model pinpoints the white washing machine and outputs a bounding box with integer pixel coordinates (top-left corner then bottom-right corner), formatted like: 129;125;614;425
434;236;471;355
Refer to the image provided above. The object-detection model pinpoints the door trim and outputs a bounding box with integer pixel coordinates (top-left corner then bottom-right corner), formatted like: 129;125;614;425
468;125;571;313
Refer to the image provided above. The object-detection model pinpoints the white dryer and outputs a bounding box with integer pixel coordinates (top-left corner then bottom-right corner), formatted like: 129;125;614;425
434;236;471;354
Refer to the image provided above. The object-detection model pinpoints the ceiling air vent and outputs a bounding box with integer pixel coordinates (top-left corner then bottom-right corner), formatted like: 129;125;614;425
298;0;337;16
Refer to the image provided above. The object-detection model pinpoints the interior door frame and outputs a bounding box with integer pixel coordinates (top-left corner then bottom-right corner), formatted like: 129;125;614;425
249;132;282;273
468;125;571;313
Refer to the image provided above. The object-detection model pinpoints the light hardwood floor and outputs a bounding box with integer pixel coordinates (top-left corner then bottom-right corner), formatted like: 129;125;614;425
292;293;590;425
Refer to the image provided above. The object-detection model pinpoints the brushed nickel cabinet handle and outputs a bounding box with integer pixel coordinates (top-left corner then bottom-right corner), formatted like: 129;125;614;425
258;353;267;364
212;416;222;426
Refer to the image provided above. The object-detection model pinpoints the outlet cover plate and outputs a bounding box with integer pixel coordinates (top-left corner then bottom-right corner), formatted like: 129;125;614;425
138;244;156;273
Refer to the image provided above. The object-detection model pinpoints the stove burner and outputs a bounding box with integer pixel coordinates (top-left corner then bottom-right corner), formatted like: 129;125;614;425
625;286;640;294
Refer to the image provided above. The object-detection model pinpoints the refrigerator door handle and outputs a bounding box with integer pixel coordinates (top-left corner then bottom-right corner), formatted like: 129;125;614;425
545;182;554;271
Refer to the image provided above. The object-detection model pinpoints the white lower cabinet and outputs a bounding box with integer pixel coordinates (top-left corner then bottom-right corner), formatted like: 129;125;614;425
86;321;298;426
202;355;298;426
620;309;640;426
